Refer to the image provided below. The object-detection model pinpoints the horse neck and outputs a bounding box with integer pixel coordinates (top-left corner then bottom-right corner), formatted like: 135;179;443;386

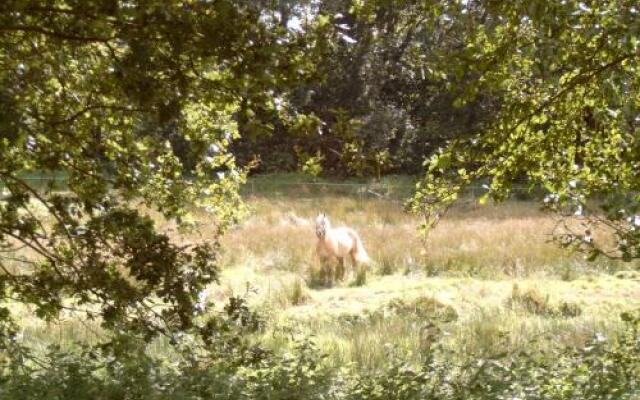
324;227;335;242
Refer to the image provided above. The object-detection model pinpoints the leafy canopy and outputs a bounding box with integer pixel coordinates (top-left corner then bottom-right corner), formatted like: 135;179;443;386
0;0;311;340
411;0;640;260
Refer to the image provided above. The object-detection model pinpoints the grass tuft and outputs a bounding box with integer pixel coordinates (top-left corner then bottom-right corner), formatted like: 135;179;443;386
269;278;310;308
387;296;458;323
350;268;367;287
557;301;583;318
506;284;555;316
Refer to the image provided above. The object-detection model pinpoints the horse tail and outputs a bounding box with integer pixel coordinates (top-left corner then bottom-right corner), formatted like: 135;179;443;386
351;231;371;265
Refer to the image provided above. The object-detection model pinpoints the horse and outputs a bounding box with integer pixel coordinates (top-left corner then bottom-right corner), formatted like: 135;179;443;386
315;213;370;282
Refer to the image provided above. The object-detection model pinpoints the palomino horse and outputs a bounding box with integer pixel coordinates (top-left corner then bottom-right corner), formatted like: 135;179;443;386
315;213;370;282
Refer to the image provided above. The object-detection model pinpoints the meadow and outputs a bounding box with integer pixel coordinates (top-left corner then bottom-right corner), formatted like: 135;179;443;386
4;175;640;399
11;175;640;369
211;178;640;370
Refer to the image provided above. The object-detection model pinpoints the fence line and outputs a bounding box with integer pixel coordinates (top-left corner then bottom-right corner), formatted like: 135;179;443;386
240;180;542;204
2;175;542;203
17;176;68;181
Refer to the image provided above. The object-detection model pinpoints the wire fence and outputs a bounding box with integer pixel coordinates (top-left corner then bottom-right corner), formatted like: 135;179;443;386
239;179;543;204
240;180;412;201
2;175;544;204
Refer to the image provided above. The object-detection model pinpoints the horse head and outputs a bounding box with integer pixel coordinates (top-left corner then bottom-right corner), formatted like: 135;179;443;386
315;212;329;238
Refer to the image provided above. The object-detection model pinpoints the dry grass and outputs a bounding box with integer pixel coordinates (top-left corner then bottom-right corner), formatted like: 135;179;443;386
6;190;640;369
220;196;624;280
201;194;640;368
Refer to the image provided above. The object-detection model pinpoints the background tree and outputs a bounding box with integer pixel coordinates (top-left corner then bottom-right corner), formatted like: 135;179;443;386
232;0;499;177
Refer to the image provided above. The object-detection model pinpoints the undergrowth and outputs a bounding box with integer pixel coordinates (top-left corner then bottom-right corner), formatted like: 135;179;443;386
1;313;639;400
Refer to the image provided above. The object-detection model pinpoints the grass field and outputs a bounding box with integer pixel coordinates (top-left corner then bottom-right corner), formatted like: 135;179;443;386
9;175;640;371
212;179;640;369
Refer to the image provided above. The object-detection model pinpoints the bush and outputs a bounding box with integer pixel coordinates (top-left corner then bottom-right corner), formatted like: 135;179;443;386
387;296;458;323
1;314;639;400
506;284;556;316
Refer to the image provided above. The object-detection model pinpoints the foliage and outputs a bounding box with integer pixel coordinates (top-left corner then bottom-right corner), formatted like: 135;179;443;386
410;0;640;260
299;150;325;178
232;0;496;177
1;313;639;399
0;0;311;339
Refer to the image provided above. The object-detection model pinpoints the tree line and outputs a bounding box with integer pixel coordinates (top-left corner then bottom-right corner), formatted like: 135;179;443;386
231;0;498;177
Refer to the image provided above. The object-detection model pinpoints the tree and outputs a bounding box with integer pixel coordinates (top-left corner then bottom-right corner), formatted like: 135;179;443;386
0;0;308;341
233;0;498;177
410;0;640;260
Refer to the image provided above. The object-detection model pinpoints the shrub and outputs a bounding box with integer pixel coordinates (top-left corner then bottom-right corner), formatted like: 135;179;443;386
387;296;458;323
506;284;555;316
1;313;639;400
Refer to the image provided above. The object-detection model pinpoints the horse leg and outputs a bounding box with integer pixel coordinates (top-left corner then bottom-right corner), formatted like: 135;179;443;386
350;251;365;280
336;257;345;281
317;254;329;286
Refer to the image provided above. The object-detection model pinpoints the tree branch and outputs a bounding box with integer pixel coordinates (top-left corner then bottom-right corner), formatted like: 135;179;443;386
39;104;150;127
532;53;633;118
0;25;114;43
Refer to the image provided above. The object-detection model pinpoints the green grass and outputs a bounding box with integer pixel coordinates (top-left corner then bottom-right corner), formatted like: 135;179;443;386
207;186;640;369
241;172;418;200
5;175;640;371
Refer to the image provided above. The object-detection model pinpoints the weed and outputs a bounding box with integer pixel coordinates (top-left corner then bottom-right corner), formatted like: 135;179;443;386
557;301;583;318
272;278;310;307
506;284;555;316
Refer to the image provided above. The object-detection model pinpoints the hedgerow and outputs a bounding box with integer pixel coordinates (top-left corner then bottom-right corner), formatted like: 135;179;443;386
2;313;638;400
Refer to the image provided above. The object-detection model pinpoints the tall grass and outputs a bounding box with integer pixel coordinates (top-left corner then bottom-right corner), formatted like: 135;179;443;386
206;192;640;368
6;180;640;370
222;195;626;279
